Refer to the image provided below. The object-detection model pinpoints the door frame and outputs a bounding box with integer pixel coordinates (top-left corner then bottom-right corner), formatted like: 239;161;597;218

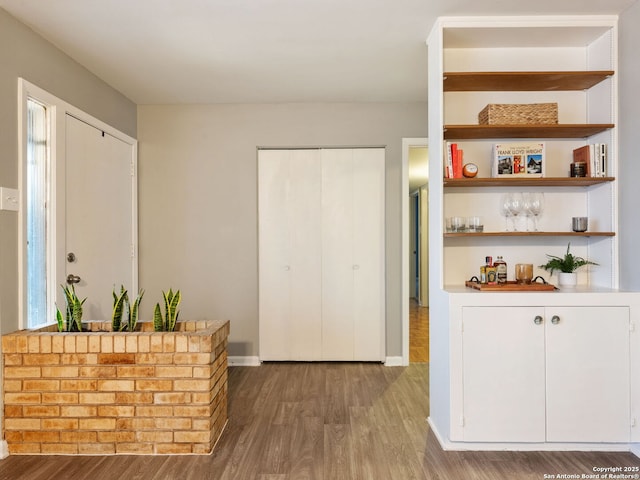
17;78;138;329
401;137;428;365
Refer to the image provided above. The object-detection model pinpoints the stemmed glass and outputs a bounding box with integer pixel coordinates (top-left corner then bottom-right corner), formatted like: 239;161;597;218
506;192;524;231
500;193;513;231
526;192;544;231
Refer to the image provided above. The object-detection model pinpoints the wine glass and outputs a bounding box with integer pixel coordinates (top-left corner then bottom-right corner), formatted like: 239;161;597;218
506;192;524;231
522;193;534;231
527;192;544;231
500;193;513;232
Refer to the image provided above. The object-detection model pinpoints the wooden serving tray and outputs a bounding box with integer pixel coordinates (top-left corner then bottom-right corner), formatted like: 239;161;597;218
465;280;556;291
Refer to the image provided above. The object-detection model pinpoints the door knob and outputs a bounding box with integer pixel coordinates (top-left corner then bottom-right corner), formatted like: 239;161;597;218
67;252;76;263
66;274;81;285
534;315;543;325
551;315;560;325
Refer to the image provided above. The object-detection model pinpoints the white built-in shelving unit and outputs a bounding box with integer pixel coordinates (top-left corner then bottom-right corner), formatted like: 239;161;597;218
427;16;639;453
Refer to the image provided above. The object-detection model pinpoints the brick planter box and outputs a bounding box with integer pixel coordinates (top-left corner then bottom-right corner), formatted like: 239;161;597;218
2;320;229;455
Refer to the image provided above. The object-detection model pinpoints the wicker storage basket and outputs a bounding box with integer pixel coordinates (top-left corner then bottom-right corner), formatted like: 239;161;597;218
478;103;558;125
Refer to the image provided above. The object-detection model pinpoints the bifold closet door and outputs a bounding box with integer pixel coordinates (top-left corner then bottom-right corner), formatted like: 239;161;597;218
258;149;322;360
321;148;385;361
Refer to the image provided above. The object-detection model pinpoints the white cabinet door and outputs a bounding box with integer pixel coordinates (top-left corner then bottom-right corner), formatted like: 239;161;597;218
258;150;322;360
321;149;385;361
462;307;546;442
545;307;630;442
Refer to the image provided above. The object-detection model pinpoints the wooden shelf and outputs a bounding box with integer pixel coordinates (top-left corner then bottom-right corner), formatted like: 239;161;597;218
444;124;614;140
444;177;615;187
443;71;614;92
444;231;615;238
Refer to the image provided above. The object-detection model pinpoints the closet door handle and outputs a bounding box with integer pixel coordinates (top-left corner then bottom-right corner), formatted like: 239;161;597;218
551;315;560;325
534;315;543;325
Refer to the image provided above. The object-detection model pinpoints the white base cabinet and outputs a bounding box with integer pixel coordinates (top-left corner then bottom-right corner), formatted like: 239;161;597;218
460;304;631;443
258;148;385;362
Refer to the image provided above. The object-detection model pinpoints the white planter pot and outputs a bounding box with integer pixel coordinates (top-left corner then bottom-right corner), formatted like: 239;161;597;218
558;272;577;288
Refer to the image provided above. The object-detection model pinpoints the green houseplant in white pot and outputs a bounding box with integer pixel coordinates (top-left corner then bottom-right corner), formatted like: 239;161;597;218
539;242;598;288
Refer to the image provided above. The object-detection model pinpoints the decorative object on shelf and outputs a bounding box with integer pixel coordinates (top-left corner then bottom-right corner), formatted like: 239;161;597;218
515;263;534;284
523;192;544;231
500;192;525;231
572;143;608;178
465;278;555;291
478;102;558;125
492;142;545;178
539;242;598;288
570;162;587;177
445;142;464;178
467;216;483;232
571;216;588;232
462;162;478;178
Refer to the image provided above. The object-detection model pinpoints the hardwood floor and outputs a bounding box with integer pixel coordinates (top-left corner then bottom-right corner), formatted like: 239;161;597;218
410;299;429;363
1;362;638;479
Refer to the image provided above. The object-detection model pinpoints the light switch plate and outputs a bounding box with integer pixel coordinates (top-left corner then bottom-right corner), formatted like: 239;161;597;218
0;187;19;211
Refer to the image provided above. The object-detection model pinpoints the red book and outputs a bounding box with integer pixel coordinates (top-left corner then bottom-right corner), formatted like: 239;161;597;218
453;144;463;178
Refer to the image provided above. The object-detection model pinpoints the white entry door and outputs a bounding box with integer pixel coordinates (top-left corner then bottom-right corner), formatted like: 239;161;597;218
63;114;137;320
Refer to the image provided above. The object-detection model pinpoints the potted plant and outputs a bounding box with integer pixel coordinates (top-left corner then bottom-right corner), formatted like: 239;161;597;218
539;242;598;287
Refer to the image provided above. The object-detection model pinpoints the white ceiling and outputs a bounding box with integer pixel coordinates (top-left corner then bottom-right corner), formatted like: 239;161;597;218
0;0;636;104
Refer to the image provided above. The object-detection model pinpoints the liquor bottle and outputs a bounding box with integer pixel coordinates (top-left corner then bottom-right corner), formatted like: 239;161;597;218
486;256;497;285
495;256;507;284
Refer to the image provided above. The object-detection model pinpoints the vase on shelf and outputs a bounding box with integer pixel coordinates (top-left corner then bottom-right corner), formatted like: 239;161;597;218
557;272;577;288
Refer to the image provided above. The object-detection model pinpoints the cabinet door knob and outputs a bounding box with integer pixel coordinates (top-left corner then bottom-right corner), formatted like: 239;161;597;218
534;315;543;325
551;315;560;325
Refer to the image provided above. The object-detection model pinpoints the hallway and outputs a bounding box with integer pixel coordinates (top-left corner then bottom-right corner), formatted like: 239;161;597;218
410;300;429;363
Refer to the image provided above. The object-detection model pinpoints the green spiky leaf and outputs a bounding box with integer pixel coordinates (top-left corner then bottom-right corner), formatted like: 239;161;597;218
128;289;144;332
153;303;164;332
55;307;64;332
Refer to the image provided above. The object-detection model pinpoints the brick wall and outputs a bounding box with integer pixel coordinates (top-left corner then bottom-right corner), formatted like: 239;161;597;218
2;320;229;455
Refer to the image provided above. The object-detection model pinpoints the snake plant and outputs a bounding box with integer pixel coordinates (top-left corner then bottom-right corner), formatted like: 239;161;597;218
57;284;86;332
112;285;144;332
153;289;181;332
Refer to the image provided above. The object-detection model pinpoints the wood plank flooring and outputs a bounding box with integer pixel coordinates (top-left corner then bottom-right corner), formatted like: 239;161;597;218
410;300;429;363
1;362;638;479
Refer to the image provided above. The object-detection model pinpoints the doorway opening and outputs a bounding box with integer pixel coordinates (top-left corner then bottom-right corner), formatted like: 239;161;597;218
402;138;429;365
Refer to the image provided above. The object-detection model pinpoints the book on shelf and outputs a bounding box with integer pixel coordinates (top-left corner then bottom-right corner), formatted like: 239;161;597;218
491;142;545;178
444;142;464;178
572;143;608;177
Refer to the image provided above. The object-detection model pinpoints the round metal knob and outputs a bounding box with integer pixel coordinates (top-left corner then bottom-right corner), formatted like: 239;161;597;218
551;315;560;325
66;274;81;285
534;315;543;325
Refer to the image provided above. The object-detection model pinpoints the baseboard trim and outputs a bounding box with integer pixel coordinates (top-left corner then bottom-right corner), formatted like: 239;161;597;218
427;417;631;453
384;356;405;367
0;440;9;459
228;356;261;367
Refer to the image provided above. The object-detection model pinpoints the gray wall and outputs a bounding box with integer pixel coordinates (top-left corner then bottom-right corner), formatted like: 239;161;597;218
137;103;427;358
619;0;640;290
0;8;137;334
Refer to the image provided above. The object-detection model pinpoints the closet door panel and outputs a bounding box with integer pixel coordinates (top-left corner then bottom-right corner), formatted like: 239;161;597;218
321;149;355;360
352;148;385;360
258;151;294;359
259;149;322;360
289;151;322;360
